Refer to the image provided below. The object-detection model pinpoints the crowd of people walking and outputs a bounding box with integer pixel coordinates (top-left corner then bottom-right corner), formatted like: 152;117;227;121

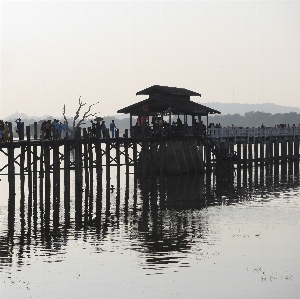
0;118;118;141
40;119;117;140
40;119;68;140
2;116;300;142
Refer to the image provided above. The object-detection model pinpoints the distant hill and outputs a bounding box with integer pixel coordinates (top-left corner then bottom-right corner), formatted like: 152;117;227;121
3;112;54;122
199;102;300;115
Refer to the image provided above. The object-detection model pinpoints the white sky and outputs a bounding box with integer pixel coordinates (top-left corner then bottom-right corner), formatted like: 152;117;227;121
1;1;300;119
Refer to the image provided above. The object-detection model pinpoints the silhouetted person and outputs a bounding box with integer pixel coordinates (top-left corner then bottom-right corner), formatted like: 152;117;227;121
176;117;182;127
110;120;116;138
15;118;24;140
101;121;106;138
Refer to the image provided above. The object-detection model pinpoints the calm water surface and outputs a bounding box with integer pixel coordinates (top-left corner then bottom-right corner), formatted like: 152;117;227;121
0;163;299;299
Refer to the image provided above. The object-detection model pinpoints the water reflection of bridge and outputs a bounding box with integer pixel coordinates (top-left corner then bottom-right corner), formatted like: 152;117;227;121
1;160;299;270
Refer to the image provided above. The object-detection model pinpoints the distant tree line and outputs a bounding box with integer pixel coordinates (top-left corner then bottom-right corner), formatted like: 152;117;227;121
208;111;300;128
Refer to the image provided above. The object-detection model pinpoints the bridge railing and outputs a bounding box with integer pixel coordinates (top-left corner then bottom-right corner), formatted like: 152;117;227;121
207;127;300;138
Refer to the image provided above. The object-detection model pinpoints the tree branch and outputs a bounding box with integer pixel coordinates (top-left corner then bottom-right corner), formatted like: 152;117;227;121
62;104;68;128
62;96;100;137
72;96;86;130
76;101;99;128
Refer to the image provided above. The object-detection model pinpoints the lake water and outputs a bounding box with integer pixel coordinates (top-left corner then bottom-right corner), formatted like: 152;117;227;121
0;162;300;299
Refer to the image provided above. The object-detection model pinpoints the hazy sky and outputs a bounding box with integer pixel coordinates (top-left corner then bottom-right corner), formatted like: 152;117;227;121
1;1;300;119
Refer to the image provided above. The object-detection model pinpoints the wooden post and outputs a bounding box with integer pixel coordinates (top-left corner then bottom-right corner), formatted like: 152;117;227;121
267;140;273;184
26;126;33;224
236;143;241;166
254;142;258;161
288;140;293;178
159;139;164;176
116;129;121;215
130;114;132;137
88;129;94;222
8;122;15;232
294;140;299;179
142;139;147;177
254;155;259;187
32;136;38;225
34;122;38;139
280;141;286;162
39;145;44;224
243;143;247;166
253;141;259;187
124;129;130;213
236;159;241;190
20;142;25;222
206;144;211;167
269;141;273;163
83;128;89;223
265;140;270;163
259;157;264;187
260;141;264;164
274;140;280;163
150;140;154;176
20;122;25;141
288;140;293;160
105;130;111;215
281;158;287;182
44;143;51;222
294;139;299;159
259;142;263;186
274;141;280;181
74;128;82;227
248;156;253;189
242;160;248;189
248;143;253;166
95;130;102;222
53;139;60;226
125;129;130;192
64;136;70;226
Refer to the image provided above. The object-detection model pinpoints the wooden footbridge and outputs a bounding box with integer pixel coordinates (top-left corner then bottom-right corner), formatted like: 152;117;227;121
1;85;300;228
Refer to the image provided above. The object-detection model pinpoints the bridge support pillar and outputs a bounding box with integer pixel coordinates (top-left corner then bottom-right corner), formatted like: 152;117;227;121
260;141;264;165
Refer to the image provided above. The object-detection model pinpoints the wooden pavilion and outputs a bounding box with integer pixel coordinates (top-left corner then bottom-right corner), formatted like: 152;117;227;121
117;85;221;137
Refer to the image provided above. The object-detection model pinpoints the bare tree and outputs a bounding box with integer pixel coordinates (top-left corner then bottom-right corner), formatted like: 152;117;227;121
62;96;99;138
